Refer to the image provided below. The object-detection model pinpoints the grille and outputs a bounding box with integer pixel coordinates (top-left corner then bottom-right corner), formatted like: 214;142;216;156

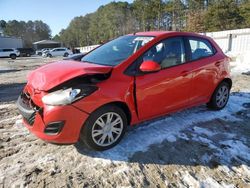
17;92;40;126
25;111;36;126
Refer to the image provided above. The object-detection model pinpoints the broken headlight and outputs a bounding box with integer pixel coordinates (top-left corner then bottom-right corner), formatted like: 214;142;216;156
42;86;97;106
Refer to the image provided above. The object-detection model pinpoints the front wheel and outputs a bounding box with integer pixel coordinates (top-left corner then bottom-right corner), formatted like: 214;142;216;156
207;82;230;110
10;54;16;59
80;105;127;151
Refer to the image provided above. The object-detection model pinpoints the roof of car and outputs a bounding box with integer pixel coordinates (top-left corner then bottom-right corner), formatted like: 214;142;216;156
134;31;207;38
134;31;175;36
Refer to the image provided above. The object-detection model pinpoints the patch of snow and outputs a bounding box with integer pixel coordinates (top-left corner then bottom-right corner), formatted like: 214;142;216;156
219;140;250;162
200;177;234;188
179;133;189;140
228;51;250;75
14;118;24;128
193;127;217;137
182;172;200;187
193;135;218;150
164;180;169;187
201;153;212;163
87;93;250;161
113;165;129;175
166;135;176;142
217;165;232;176
232;165;250;177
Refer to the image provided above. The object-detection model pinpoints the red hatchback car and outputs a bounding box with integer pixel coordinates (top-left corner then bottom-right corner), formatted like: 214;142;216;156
17;31;231;150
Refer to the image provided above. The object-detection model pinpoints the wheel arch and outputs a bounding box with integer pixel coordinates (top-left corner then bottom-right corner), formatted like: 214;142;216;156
221;78;232;89
207;77;231;110
99;101;132;126
9;53;16;57
211;77;232;98
85;101;131;126
208;77;232;103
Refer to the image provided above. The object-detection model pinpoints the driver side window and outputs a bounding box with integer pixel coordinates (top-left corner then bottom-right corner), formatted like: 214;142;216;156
142;37;186;69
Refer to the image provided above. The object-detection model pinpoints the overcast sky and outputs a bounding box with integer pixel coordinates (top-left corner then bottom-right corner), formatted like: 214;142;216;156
0;0;134;36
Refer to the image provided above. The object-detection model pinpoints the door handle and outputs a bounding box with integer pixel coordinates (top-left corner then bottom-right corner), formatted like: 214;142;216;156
215;62;221;67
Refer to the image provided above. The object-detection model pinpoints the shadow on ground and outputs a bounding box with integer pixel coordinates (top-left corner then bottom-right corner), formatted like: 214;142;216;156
0;69;21;74
242;71;250;76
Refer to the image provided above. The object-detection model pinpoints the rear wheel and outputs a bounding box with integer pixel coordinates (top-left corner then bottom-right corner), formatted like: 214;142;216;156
80;105;127;151
64;53;69;57
207;82;230;110
10;54;16;59
47;53;52;58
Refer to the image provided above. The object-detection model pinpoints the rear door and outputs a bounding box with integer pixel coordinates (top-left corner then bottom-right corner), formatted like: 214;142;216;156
52;49;60;56
185;37;219;104
59;49;66;56
135;37;193;120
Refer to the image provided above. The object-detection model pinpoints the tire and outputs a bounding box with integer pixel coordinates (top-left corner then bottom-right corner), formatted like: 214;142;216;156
38;52;42;56
207;82;230;110
27;53;31;57
64;53;69;57
47;53;52;58
80;105;127;151
10;54;16;59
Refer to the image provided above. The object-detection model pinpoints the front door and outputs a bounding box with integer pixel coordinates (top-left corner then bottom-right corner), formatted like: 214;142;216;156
135;37;193;120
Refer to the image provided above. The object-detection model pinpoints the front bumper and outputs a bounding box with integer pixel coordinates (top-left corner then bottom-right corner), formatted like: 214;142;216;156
16;92;89;143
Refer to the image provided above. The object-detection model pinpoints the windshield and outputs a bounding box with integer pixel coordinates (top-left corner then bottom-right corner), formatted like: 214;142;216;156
81;35;154;66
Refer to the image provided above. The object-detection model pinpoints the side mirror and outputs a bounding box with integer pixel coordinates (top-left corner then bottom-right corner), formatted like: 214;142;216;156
139;60;161;73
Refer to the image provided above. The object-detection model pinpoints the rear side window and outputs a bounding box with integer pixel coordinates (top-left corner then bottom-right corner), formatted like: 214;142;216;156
188;38;215;61
3;49;13;52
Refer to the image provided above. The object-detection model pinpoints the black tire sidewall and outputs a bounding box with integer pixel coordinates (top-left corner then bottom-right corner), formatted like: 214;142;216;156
81;105;127;151
10;54;16;59
64;53;69;57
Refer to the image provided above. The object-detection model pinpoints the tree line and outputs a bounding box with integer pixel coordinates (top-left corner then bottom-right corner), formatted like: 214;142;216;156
1;0;249;48
0;20;51;47
53;0;250;48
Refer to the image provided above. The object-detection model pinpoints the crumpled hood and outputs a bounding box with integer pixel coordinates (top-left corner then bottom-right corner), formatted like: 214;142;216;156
27;60;112;91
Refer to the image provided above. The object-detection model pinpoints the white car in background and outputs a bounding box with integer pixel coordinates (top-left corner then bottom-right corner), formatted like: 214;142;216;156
44;48;73;57
36;48;51;56
0;48;20;59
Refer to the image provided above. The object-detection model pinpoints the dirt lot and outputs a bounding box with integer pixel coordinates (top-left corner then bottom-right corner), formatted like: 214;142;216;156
0;57;250;188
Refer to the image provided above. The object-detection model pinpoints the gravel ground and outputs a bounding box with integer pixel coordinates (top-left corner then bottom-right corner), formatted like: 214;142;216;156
0;57;250;188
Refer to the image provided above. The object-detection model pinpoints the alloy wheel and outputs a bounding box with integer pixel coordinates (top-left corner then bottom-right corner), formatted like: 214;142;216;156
91;112;123;147
216;85;229;108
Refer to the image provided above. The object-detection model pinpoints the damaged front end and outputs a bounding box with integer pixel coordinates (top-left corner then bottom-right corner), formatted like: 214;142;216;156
16;72;112;143
16;60;113;142
41;73;111;106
